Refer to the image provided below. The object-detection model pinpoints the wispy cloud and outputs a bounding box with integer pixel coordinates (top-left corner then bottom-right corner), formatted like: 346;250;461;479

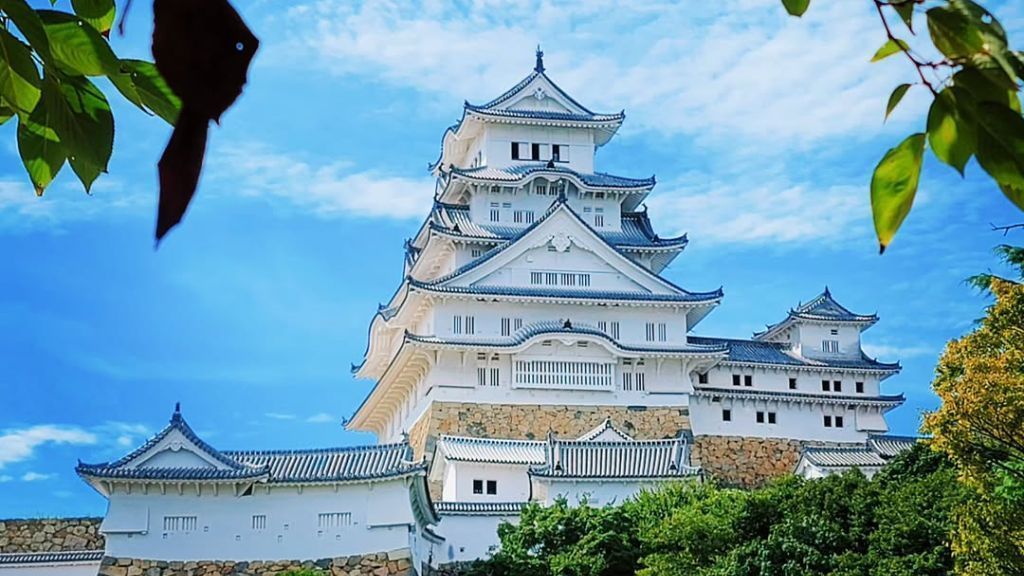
0;475;11;483
265;412;296;421
21;472;54;482
306;413;335;424
0;426;98;469
0;177;144;233
862;343;938;362
206;144;433;220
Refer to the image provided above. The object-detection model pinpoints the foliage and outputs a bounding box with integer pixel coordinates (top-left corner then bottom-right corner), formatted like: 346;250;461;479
924;249;1024;573
786;0;1024;253
0;0;180;195
468;449;966;576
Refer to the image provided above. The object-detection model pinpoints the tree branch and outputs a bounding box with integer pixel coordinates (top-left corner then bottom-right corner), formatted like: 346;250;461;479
874;0;940;95
991;223;1024;236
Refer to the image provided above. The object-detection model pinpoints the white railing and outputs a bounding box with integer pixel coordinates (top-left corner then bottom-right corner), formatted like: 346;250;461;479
513;360;615;390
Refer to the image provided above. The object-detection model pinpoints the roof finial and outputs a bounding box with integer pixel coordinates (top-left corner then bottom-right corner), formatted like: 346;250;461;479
535;45;545;73
824;285;831;297
171;402;182;423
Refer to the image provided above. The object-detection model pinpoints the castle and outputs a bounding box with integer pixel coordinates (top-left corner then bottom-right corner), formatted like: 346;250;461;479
0;51;913;576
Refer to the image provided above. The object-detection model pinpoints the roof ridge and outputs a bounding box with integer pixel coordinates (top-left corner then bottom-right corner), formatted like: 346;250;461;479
223;442;409;456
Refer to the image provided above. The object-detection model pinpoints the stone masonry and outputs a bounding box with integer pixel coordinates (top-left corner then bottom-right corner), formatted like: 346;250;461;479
0;517;104;553
691;435;803;488
97;550;415;576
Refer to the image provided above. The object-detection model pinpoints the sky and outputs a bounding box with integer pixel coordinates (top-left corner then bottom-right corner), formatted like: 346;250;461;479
1;0;1022;518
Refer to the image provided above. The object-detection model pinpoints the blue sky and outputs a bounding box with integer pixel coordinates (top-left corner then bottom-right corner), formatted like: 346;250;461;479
1;0;1021;517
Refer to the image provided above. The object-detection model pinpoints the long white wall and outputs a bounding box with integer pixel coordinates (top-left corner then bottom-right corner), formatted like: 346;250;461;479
442;462;533;503
483;124;596;173
436;514;517;565
0;563;100;576
689;396;884;442
100;480;417;561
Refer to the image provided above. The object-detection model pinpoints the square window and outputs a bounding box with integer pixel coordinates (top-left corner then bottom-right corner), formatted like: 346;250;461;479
722;409;732;422
743;375;753;387
756;411;765;423
732;374;741;387
833;380;842;392
486;480;497;495
768;412;777;424
823;415;833;427
472;480;483;494
821;379;830;391
835;416;844;428
788;377;797;390
856;381;864;393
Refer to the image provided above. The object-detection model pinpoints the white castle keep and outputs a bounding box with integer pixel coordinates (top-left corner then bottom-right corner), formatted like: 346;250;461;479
0;50;915;576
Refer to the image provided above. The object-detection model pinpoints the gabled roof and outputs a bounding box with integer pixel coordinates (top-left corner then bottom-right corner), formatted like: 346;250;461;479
755;287;879;341
576;418;634;442
688;336;901;373
448;164;654;190
77;406;425;485
530;436;699;480
435;435;546;466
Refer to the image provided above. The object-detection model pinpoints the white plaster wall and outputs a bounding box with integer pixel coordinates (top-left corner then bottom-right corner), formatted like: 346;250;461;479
798;324;863;361
437;514;519;564
443;462;532;502
467;185;622;232
539;479;677;506
101;481;415;561
689;396;873;442
485;124;595;173
0;564;100;576
695;364;883;396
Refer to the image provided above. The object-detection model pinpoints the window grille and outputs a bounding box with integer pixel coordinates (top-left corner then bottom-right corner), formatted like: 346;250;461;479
453;316;462;334
465;316;475;334
822;340;839;353
477;367;487;387
317;513;352;529
513;318;523;331
594;215;604;227
645;322;656;341
597;320;607;333
657;323;667;341
501;318;511;336
530;272;543;284
251;515;266;530
163;516;197;532
514;360;614;389
471;248;482;257
610;321;620;339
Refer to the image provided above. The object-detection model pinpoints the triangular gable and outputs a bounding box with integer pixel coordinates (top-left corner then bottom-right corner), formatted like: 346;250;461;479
109;405;244;472
492;74;586;115
576;419;634;442
435;202;693;297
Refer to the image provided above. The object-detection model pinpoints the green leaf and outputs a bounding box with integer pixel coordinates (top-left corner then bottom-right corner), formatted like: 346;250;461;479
43;73;113;191
974;102;1024;211
894;2;914;31
953;67;1021;113
871;133;926;253
0;0;53;62
0;101;14;125
885;84;911;122
927;1;1017;83
871;39;909;62
70;0;116;35
37;10;120;77
16;93;66;195
927;87;977;175
0;27;41;114
781;0;810;17
111;60;180;125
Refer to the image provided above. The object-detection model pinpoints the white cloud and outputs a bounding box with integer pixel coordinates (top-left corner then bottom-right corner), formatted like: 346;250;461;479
265;412;296;421
20;471;54;482
278;0;923;144
206;144;433;221
647;177;868;245
0;425;98;469
96;422;152;450
0;177;144;232
862;343;937;361
306;413;335;424
0;475;11;483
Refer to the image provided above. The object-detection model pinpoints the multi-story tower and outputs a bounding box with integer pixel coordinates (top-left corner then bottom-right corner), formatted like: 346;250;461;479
350;50;906;489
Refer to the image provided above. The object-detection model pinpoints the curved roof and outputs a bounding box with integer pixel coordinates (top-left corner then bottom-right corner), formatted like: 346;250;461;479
448;164;653;190
692;386;905;407
436;435;546;465
755;288;879;340
688;336;900;372
530;438;699;479
409;279;722;305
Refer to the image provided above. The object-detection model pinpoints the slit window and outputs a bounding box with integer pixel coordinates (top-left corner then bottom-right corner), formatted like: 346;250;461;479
251;515;266;530
610;322;620;339
788;377;797;390
722;409;732;422
822;340;840;353
163;516;197;532
732;374;741;387
501;317;511;336
698;372;708;384
645;322;656;342
743;375;753;387
856;381;864;393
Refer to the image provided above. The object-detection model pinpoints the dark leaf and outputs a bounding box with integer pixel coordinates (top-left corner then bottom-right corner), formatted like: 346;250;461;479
871;39;909;62
118;59;180;124
0;101;14;125
974;102;1024;211
927;1;1017;83
71;0;116;36
38;10;120;76
0;27;41;114
871;133;926;253
953;67;1021;113
42;73;113;191
0;0;53;62
927;87;977;175
16;93;66;195
885;83;911;122
156;107;207;242
781;0;810;17
894;2;914;31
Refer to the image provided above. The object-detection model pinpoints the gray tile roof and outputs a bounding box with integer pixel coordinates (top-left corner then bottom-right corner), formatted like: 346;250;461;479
801;447;888;468
435;501;528;516
78;407;423;484
868;434;919;457
465;65;622;123
0;551;104;565
451;164;653;189
436;436;546;465
576;418;634;442
692;385;905;407
531;438;699;479
410;279;723;304
688;336;900;372
755;288;879;339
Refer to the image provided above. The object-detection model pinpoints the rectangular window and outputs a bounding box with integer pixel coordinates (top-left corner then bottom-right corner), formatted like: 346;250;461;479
545;272;558;285
622;372;634;391
645;322;656;342
513;210;524;223
163;516;197;532
514;318;523;331
583;206;592;213
530;272;543;285
514;360;614;389
594;214;604;227
744;375;753;387
768;412;777;424
824;415;833;428
856;381;864;393
251;515;266;531
490;208;500;222
477;367;487;387
471;248;482;257
486;480;497;495
835;416;845;428
578;273;591;287
489;367;500;387
658;323;667;342
831;328;839;335
788;377;797;390
525;211;535;224
453;315;462;334
317;513;352;529
698;372;709;384
732;374;741;387
610;322;620;339
833;380;842;392
552;144;568;162
501;317;511;336
535;184;547;196
531;143;541;160
821;379;830;391
635;371;646;391
822;340;840;353
598;320;607;333
502;202;511;209
756;411;765;423
472;480;483;494
511;141;520;160
722;409;732;422
465;316;475;335
561;272;576;286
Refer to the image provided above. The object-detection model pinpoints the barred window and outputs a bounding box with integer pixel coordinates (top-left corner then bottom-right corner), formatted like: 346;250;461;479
163;516;197;532
251;515;266;530
317;512;352;529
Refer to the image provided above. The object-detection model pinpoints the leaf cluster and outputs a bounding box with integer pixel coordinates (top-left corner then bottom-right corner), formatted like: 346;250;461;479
0;0;180;195
469;447;966;576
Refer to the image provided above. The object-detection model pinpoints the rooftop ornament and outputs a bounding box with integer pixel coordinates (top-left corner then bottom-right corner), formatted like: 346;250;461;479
535;45;545;73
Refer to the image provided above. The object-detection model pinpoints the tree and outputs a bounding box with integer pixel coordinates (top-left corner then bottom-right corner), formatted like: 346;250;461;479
924;247;1024;574
784;0;1024;253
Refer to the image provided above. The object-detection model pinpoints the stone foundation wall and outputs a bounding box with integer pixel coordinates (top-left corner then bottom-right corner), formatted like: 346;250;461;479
409;402;691;460
0;517;104;553
98;551;415;576
692;435;803;488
